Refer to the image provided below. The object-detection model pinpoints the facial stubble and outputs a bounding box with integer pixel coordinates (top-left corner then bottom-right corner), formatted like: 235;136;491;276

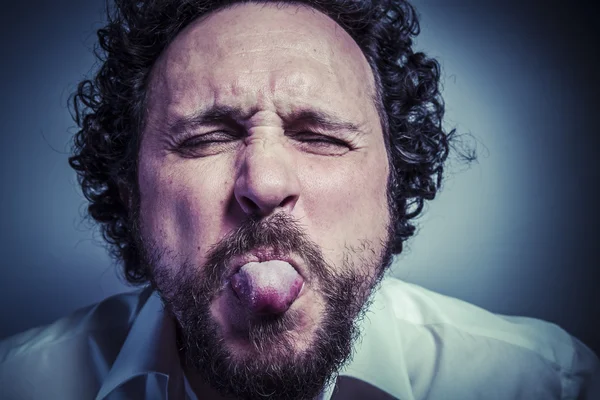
141;213;394;400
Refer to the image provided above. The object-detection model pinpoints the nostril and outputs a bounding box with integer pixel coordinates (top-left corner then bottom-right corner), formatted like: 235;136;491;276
240;196;260;214
279;195;298;211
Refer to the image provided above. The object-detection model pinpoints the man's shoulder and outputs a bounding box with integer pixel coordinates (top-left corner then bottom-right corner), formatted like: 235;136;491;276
0;287;153;399
375;277;572;346
348;277;600;399
0;287;151;366
373;276;592;367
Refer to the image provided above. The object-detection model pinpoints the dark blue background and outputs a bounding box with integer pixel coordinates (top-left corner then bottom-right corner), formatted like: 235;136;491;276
1;0;599;355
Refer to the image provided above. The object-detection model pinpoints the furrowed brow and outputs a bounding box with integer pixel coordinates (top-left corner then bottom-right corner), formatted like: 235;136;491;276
166;105;250;134
165;105;366;136
288;109;366;136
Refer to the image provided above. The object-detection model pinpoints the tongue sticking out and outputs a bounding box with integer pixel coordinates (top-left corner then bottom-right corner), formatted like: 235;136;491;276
230;260;304;315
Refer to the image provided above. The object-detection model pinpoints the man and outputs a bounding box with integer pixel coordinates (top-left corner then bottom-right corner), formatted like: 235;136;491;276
0;0;598;399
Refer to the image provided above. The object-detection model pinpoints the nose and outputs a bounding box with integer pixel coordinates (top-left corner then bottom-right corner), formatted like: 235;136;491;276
234;139;300;216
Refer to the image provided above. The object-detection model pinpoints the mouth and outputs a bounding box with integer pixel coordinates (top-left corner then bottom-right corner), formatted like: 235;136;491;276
227;247;305;281
225;248;307;315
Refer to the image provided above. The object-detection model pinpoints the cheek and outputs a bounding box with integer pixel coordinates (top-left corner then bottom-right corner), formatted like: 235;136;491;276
299;150;390;246
138;156;234;257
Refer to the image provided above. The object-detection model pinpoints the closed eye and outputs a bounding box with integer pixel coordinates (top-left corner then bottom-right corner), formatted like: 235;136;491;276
289;132;352;155
292;132;349;146
176;131;240;157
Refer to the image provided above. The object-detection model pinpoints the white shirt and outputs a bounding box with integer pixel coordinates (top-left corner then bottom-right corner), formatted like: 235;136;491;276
0;277;598;399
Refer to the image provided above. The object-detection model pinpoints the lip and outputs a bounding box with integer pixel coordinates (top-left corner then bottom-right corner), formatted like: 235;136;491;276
226;247;305;281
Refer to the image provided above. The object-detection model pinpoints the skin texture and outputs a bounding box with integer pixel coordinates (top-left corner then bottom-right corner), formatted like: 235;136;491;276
137;3;391;398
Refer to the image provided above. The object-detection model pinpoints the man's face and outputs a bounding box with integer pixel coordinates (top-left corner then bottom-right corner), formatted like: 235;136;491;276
137;3;392;399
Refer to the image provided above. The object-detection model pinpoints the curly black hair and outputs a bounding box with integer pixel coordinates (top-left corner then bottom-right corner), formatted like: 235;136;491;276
69;0;458;285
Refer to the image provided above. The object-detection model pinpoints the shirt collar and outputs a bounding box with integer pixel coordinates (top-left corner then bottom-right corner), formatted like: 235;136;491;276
95;287;186;400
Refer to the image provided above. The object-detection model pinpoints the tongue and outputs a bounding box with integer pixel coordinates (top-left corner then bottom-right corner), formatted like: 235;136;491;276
231;260;304;314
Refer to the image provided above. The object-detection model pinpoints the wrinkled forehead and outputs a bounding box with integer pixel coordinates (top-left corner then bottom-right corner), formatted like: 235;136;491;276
145;2;378;123
174;3;373;75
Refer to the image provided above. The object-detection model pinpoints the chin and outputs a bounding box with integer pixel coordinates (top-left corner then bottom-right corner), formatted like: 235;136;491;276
210;283;327;360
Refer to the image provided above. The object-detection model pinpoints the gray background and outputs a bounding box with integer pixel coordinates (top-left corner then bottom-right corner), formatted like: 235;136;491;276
1;0;599;355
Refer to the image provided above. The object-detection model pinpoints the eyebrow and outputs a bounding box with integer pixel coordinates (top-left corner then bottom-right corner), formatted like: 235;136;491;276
288;109;366;136
166;105;367;136
166;105;249;134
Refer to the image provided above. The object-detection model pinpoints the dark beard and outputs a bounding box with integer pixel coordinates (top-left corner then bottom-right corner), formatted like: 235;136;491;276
144;213;393;400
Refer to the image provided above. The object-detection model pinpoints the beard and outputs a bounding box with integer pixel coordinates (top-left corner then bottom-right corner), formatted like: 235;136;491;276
139;213;394;400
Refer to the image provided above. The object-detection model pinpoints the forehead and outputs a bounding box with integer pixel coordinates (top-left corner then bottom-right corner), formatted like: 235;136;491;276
146;2;378;126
